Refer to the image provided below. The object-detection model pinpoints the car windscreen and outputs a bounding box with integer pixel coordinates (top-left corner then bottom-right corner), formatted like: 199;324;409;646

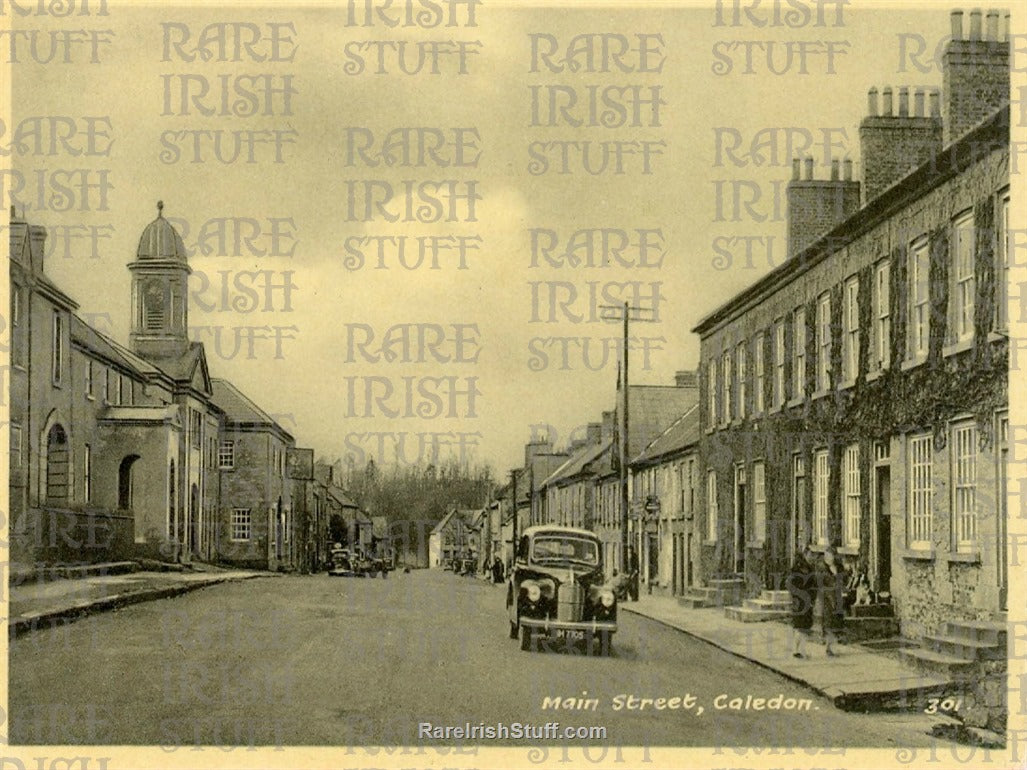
531;536;599;566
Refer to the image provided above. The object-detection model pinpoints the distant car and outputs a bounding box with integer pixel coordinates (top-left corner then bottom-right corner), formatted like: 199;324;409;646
506;526;617;655
328;546;358;577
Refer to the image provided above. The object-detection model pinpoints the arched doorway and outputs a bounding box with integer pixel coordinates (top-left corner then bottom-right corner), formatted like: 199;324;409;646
119;455;140;510
45;424;69;501
189;484;200;557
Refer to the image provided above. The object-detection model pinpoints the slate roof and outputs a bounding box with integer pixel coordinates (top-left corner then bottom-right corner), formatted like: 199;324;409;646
625;385;699;458
632;403;700;465
211;378;294;442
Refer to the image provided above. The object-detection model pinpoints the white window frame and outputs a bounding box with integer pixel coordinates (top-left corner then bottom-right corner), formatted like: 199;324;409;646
952;421;977;552
752;461;766;543
85;359;94;398
773;321;785;408
996;191;1010;331
735;342;747;420
843;277;859;384
908;434;933;550
909;238;930;360
842;444;860;547
103;367;111;404
754;333;765;413
813;449;829;545
706;470;718;541
231;508;252;541
721;350;732;426
707;359;717;429
218;440;235;470
792;307;806;400
951;211;975;344
11;283;23;368
873;261;891;371
816;294;831;392
113;373;122;406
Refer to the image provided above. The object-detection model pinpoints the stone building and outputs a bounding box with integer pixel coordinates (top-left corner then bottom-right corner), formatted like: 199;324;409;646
8;203;319;571
210;378;296;570
693;9;1010;641
629;403;700;596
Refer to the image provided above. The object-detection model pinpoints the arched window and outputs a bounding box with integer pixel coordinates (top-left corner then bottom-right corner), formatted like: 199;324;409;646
45;424;69;500
119;455;140;510
168;460;176;538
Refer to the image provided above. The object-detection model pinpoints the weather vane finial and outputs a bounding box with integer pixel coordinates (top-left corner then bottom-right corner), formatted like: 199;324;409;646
157;200;164;217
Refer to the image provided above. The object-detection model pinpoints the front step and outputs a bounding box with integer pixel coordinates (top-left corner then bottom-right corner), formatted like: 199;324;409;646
726;589;791;622
725;605;790;622
850;602;895;618
844;616;900;643
924;633;1005;661
898;648;976;679
945;620;1007;647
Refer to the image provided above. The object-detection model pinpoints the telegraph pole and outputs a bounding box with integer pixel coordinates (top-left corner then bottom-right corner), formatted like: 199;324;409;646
601;302;657;591
510;468;518;562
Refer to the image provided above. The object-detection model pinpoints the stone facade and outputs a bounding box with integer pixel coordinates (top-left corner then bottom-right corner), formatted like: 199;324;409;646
694;12;1009;636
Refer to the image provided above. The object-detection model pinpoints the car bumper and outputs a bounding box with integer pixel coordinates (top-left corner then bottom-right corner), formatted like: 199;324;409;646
519;618;617;634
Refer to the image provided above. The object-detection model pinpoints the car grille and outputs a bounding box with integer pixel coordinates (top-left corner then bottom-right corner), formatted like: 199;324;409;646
556;582;584;622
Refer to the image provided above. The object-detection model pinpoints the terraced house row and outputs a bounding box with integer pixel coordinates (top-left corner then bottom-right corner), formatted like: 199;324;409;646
505;8;1011;647
8;203;366;573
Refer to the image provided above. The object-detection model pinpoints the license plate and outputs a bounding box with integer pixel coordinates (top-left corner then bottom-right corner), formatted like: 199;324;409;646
558;630;584;641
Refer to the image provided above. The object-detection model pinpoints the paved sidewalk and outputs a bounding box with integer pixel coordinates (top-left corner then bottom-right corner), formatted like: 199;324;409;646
621;595;960;712
8;568;271;636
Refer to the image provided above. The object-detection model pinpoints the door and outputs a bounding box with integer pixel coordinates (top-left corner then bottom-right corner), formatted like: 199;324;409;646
790;455;805;560
189;484;200;557
874;466;891;595
998;415;1008;610
685;533;694;589
734;465;746;575
647;532;659;589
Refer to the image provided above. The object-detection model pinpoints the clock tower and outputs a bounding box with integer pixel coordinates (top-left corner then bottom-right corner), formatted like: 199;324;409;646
129;201;191;360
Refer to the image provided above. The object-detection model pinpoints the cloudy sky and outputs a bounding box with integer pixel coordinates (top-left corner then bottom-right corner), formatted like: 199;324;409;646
9;1;951;474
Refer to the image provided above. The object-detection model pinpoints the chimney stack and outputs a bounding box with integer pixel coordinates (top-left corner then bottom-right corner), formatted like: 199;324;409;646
942;6;1010;145
786;155;861;258
675;370;698;389
586;422;602;445
859;83;942;205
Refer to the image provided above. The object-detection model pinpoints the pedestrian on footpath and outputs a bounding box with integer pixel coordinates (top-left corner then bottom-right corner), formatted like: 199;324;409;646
815;544;849;657
786;547;815;659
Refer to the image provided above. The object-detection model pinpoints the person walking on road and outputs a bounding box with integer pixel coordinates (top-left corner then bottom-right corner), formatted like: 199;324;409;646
786;547;816;659
815;544;849;657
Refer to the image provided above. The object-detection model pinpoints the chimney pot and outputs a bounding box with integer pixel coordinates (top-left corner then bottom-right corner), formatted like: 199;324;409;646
914;88;925;117
898;86;909;117
950;10;964;40
882;86;893;116
1002;11;1010;42
804;157;814;180
9;205;14;218
929;89;941;117
969;8;982;40
791;158;800;180
843;159;853;181
830;159;840;180
985;9;998;41
867;87;879;116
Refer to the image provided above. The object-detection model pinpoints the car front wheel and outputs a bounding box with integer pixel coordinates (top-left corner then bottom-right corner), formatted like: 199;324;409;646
520;625;533;652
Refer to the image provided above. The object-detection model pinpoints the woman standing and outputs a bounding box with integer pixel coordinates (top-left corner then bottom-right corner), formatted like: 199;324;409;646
816;545;849;657
786;547;815;658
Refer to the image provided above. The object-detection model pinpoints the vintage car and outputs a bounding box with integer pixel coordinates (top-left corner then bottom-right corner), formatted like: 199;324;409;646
506;526;617;655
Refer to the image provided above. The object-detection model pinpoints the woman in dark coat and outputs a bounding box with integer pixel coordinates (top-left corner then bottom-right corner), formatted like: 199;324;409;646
816;545;849;657
786;547;815;658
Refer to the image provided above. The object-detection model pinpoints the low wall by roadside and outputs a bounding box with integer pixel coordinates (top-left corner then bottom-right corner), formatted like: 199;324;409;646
10;507;135;565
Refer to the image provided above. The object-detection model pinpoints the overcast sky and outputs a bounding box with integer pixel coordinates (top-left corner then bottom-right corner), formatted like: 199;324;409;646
9;1;953;474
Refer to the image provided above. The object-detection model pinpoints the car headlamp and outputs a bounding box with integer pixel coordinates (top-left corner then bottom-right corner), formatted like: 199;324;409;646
526;583;542;602
599;589;615;608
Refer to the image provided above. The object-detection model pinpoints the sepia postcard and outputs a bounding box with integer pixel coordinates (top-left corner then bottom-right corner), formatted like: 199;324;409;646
1;0;1024;768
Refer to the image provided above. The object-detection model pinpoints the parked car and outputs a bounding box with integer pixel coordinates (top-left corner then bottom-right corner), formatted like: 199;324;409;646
506;526;617;655
328;545;358;577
